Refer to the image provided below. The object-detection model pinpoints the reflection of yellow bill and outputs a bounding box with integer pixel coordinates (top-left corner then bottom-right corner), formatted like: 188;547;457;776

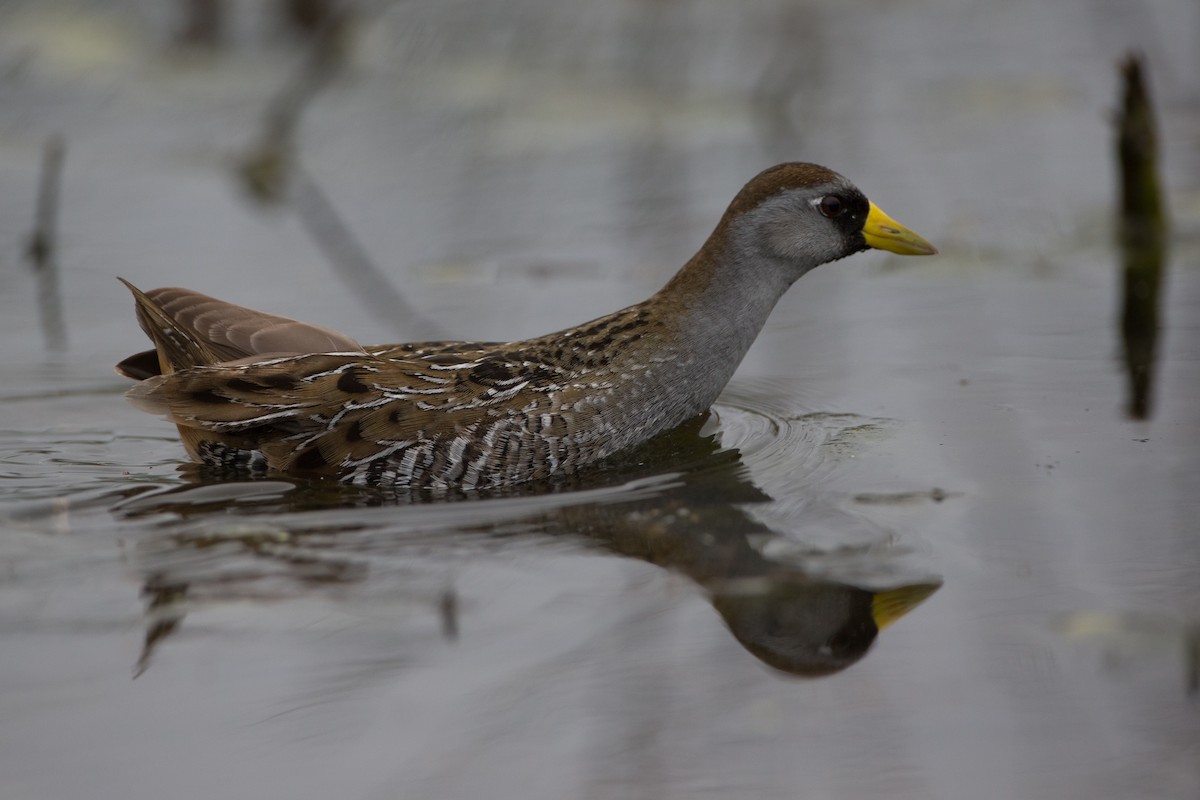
864;202;939;256
872;583;942;629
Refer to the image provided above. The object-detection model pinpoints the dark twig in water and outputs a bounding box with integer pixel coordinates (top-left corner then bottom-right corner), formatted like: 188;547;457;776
294;165;445;338
176;0;225;49
236;2;440;339
133;576;189;679
1115;53;1167;421
25;135;67;352
281;0;351;40
439;587;459;641
236;1;353;203
236;52;333;204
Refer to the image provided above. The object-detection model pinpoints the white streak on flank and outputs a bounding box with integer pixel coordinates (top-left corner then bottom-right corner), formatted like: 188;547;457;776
326;406;351;429
427;360;483;371
485;381;529;401
383;386;448;396
198;408;297;429
398;448;419;475
297;361;382;383
448;435;469;465
287;428;331;455
342;397;393;411
325;397;392;429
480;423;497;447
234;355;297;368
341;440;412;469
461;455;486;489
302;367;349;382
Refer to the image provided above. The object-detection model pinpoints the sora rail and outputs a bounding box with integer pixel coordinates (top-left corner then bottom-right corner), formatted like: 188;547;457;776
118;163;936;490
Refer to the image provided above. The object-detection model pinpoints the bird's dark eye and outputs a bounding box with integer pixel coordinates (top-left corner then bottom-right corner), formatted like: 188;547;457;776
818;195;844;218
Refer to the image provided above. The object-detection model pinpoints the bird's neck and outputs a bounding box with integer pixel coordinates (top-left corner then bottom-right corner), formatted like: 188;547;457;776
644;232;797;414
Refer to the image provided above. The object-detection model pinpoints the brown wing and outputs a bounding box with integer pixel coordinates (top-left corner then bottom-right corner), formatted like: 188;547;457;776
116;281;655;485
126;349;604;483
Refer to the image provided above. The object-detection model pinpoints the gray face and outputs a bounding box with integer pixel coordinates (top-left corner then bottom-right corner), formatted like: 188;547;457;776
737;179;872;281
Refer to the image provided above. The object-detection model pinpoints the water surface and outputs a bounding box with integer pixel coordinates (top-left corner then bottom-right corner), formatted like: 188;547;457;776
1;1;1198;798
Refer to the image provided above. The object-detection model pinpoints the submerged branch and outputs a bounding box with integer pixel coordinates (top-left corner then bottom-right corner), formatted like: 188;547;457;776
294;165;445;338
235;2;438;338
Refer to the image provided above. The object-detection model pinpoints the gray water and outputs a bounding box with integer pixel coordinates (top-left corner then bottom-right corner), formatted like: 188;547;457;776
1;2;1198;798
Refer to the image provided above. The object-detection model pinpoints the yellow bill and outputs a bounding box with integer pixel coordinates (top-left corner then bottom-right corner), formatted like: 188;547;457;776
863;202;939;256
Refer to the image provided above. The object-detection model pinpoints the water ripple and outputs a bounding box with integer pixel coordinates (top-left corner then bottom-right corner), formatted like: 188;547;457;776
713;385;896;490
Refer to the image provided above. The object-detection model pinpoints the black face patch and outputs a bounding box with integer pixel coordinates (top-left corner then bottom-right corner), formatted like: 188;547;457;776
832;189;872;253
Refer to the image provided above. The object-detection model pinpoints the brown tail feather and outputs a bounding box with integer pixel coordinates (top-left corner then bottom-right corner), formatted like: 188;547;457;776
116;279;367;381
118;278;223;374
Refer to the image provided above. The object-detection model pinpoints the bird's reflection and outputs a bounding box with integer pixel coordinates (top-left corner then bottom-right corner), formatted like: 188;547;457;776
115;414;940;678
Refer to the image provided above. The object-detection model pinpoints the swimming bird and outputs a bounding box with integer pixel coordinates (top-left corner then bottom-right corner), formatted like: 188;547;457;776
117;162;936;490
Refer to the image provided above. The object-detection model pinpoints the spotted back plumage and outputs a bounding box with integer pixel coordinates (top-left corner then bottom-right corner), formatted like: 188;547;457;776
124;285;670;489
